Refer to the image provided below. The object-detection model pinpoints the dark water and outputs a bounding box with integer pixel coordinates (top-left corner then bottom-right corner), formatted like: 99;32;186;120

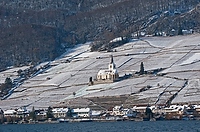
0;121;200;132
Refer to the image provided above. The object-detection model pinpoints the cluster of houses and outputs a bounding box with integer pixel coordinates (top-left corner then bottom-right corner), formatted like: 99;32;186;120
0;104;200;124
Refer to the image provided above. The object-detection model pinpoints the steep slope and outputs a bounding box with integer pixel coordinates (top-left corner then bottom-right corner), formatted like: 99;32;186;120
0;34;200;110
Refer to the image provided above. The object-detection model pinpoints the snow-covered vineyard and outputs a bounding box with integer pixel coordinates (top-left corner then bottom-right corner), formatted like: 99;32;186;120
0;34;200;110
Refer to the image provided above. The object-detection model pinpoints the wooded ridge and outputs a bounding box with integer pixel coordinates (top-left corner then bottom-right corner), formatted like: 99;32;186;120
0;0;200;70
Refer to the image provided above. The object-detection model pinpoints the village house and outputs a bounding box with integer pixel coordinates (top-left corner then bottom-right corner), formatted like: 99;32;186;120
123;108;137;118
52;108;69;118
3;107;30;119
71;108;92;118
4;109;17;117
153;105;186;120
110;105;136;118
97;55;119;82
91;110;103;117
36;109;47;120
16;107;29;118
3;109;18;123
111;106;124;116
164;105;185;113
132;106;147;113
194;105;200;119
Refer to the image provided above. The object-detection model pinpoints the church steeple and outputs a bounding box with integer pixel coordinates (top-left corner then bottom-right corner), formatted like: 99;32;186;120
109;55;116;70
110;55;114;64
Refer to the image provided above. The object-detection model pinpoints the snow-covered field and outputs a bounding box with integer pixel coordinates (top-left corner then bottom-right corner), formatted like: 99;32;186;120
1;34;200;110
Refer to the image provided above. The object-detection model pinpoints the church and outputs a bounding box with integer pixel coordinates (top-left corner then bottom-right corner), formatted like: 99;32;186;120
97;55;119;81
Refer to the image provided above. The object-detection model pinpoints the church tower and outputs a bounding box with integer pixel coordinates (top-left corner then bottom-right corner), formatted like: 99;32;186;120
108;55;116;71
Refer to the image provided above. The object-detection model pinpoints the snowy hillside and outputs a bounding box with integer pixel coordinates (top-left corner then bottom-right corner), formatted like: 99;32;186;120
1;34;200;110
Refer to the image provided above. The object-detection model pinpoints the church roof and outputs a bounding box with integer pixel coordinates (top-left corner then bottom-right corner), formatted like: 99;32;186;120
97;69;118;75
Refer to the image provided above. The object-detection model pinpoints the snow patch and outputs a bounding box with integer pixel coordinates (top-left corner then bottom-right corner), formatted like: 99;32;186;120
180;53;200;65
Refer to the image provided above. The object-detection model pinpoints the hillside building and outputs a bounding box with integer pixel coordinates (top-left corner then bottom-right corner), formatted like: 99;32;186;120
97;55;119;81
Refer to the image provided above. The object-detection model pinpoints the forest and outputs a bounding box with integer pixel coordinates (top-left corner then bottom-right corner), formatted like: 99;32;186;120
0;0;200;70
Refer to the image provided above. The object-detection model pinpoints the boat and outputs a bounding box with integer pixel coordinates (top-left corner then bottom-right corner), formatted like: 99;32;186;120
79;118;93;122
58;118;69;123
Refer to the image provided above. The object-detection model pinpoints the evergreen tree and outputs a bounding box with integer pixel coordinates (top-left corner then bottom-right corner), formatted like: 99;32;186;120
139;62;144;75
5;77;13;88
46;106;54;119
178;26;183;35
73;92;76;97
0;77;13;96
89;77;93;85
178;20;183;35
67;108;72;117
145;106;153;121
29;106;36;121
